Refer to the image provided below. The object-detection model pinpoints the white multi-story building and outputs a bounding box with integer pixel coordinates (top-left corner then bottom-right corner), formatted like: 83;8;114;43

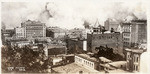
122;20;147;48
75;54;99;70
15;20;46;39
15;27;25;38
21;20;46;38
122;23;132;47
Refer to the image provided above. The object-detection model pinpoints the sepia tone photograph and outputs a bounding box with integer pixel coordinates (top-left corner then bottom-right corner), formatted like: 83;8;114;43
1;0;149;73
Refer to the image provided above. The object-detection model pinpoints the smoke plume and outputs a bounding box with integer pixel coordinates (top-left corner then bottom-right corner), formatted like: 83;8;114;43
1;1;147;29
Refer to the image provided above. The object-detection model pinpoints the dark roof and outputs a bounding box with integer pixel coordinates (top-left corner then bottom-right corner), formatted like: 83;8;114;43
122;23;131;25
125;48;145;53
48;27;67;33
131;20;147;22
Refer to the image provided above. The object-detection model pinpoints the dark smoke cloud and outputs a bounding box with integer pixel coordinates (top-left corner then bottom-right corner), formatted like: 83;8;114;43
1;1;147;29
39;2;53;22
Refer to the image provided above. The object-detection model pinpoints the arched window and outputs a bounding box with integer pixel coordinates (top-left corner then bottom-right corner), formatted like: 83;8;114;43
136;56;139;62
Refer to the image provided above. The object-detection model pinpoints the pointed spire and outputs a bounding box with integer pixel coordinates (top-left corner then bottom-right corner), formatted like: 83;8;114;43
94;18;101;27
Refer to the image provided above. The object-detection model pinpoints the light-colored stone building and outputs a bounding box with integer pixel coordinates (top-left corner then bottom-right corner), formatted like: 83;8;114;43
104;18;120;32
15;27;25;38
122;20;147;48
87;32;123;56
21;20;46;38
75;54;99;70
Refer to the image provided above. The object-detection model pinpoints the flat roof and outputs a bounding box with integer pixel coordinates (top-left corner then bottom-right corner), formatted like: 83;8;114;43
76;54;98;62
99;64;116;70
52;63;99;73
108;61;127;67
99;57;112;63
125;48;144;53
132;20;147;22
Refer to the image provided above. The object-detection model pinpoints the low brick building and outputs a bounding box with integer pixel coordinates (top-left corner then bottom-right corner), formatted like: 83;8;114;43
87;32;123;56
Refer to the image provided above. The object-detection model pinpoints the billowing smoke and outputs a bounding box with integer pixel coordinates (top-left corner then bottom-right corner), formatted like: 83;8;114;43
39;2;53;22
1;1;147;29
83;20;91;29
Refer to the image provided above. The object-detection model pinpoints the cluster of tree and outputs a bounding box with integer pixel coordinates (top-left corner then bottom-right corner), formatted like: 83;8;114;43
1;45;52;73
94;46;124;61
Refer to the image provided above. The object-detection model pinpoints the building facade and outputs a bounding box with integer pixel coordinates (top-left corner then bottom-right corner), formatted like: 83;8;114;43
1;29;15;44
46;27;66;38
130;20;147;46
122;20;147;48
125;48;146;72
15;27;25;38
66;38;86;54
122;23;132;47
21;20;46;38
87;32;123;55
75;54;99;70
104;18;120;32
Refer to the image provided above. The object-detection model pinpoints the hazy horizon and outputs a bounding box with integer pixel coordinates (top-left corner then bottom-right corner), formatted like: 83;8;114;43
1;1;147;29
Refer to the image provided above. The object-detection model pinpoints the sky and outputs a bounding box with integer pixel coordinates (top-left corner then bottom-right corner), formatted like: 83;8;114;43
1;1;147;29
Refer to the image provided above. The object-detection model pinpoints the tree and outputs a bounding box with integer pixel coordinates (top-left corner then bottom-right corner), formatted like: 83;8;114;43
95;46;124;61
1;45;52;73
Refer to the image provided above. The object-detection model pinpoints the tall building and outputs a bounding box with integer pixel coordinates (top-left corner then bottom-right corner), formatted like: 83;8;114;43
104;18;120;32
122;23;132;47
122;20;147;48
130;20;147;46
21;20;46;38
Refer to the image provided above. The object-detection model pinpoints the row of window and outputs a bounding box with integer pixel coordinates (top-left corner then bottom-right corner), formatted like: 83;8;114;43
16;33;23;36
93;30;100;32
127;53;139;63
83;60;94;68
126;53;139;72
123;33;130;36
26;26;45;29
92;35;118;40
26;32;44;34
26;30;44;31
75;56;94;68
26;34;44;36
124;42;129;46
133;54;139;63
27;35;44;38
123;29;130;32
26;33;44;36
124;38;130;41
